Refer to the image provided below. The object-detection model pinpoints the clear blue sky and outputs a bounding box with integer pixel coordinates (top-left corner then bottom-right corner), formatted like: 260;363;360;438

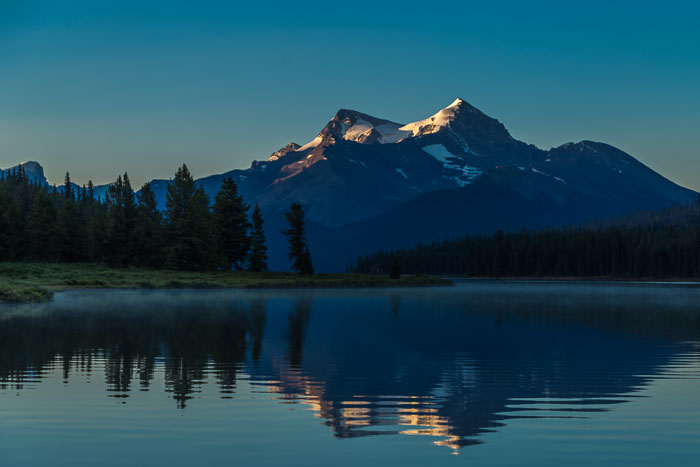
1;0;699;189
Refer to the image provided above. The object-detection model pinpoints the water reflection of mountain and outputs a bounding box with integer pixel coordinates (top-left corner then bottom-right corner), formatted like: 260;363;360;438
1;284;699;452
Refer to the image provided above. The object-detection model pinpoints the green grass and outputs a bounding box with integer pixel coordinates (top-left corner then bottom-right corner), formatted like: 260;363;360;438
0;263;452;303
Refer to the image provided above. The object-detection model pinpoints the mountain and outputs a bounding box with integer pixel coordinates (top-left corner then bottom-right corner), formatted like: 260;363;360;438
0;161;48;185
160;97;694;270
0;160;89;196
4;98;696;270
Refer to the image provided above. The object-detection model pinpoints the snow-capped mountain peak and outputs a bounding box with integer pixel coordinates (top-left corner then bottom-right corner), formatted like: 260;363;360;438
399;98;476;137
293;98;482;150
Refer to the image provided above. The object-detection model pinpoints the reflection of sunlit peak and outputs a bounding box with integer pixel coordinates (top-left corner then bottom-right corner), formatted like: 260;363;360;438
397;411;464;453
340;400;371;406
340;406;372;427
434;436;464;454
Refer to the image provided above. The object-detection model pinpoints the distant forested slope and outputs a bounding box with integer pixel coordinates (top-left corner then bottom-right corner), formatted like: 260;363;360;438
354;199;700;279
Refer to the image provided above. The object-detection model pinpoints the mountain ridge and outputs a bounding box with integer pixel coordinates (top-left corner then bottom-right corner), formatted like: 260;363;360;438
3;98;696;270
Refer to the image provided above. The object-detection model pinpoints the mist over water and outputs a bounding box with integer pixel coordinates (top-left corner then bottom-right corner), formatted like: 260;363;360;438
1;282;699;466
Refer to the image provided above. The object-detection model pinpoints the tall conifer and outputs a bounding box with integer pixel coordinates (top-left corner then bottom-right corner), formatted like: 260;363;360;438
164;164;215;270
283;203;313;275
247;204;268;272
212;177;250;270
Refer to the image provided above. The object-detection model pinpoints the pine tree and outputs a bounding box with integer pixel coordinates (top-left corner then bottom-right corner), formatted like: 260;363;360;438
57;196;83;262
134;182;164;267
64;172;72;200
0;184;13;261
87;180;95;202
101;173;139;266
390;257;401;279
247;204;268;272
121;173;138;262
28;189;58;260
283;203;313;275
164;164;215;270
212;177;251;270
87;203;106;262
301;246;314;276
104;175;124;265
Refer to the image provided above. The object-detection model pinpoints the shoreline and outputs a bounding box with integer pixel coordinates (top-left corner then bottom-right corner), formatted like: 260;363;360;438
0;263;452;304
449;276;700;285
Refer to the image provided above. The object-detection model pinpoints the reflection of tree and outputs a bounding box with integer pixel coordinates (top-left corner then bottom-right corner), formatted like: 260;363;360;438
105;352;134;396
389;294;401;317
248;298;267;365
138;356;155;391
0;293;269;408
165;357;205;409
286;295;313;368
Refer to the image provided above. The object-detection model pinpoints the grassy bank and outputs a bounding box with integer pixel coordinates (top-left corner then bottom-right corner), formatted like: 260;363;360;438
0;263;452;303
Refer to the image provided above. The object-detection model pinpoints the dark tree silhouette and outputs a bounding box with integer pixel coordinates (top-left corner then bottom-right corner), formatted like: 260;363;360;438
104;173;138;266
390;257;401;279
134;182;164;267
63;172;72;200
283;203;314;275
212;177;250;270
164;164;215;271
57;196;83;262
247;203;268;272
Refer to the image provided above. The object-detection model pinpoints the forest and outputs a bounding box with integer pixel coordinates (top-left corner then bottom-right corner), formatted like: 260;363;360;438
0;163;312;274
355;199;700;279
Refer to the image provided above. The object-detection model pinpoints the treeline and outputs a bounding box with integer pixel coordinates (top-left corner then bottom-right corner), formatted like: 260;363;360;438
0;164;314;273
355;199;700;279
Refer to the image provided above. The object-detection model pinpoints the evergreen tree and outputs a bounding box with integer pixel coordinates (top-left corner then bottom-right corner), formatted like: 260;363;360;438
87;180;95;202
121;173;138;261
212;177;251;270
57;197;83;262
134;182;164;267
247;203;268;272
104;175;124;264
103;173;138;266
87;203;106;262
164;164;215;270
28;190;58;260
0;184;13;260
300;246;314;276
283;203;313;275
390;257;401;279
64;172;72;200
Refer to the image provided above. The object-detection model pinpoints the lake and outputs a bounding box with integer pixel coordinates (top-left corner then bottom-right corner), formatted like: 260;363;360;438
1;281;699;466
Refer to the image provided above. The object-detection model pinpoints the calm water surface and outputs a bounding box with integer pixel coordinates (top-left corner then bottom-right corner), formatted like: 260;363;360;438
1;281;699;466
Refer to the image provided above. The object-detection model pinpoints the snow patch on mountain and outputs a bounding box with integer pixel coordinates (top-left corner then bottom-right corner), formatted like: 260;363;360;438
423;144;457;164
422;144;482;186
531;167;566;184
341;118;375;141
295;136;323;152
346;157;367;168
334;118;410;144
